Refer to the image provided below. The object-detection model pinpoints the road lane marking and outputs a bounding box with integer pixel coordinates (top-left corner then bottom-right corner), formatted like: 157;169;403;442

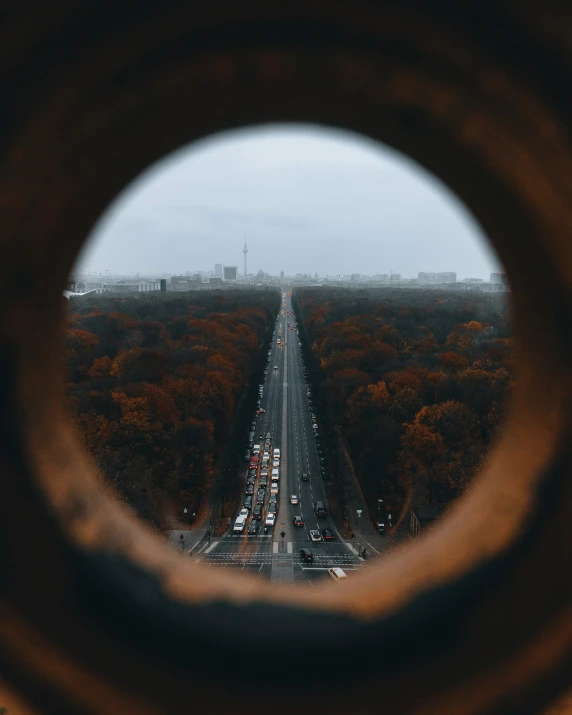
287;541;292;553
273;541;278;554
203;540;219;554
366;541;381;555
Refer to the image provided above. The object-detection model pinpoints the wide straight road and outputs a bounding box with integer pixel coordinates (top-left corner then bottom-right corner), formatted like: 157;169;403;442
200;292;364;584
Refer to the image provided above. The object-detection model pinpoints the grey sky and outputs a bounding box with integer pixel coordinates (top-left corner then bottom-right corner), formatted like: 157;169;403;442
76;124;501;279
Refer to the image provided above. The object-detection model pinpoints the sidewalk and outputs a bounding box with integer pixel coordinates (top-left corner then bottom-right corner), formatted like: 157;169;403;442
168;526;211;556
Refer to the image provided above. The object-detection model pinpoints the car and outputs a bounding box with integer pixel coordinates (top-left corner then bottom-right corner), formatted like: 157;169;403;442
265;513;276;527
256;408;266;415
234;516;246;532
328;567;348;583
274;365;278;370
300;548;314;563
262;450;270;460
293;515;304;527
309;530;322;542
266;433;271;439
277;339;280;344
320;456;326;465
265;441;272;450
268;503;277;514
239;508;249;519
272;458;280;468
271;468;279;481
243;496;252;509
245;484;254;495
322;529;335;541
301;473;310;481
253;505;262;519
269;494;277;505
273;448;281;458
260;468;268;477
314;501;327;517
259;476;268;486
270;482;279;495
247;520;259;535
290;495;299;505
252;445;260;455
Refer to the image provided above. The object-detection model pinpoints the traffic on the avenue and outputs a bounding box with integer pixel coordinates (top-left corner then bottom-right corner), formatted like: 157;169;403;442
199;293;364;583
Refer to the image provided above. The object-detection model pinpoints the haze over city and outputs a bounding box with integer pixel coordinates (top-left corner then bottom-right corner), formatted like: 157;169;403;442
76;124;501;280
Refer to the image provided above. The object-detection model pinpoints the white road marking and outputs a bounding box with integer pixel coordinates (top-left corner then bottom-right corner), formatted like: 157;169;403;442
287;541;293;553
366;541;381;555
273;541;279;554
204;540;219;554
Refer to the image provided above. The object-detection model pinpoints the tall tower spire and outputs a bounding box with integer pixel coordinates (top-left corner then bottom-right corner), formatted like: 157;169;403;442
243;236;248;277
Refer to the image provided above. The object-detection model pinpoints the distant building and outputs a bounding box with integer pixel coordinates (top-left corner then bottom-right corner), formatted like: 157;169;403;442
418;272;437;284
214;264;223;278
389;273;401;281
437;272;457;283
463;277;484;284
102;280;160;294
490;272;507;284
223;266;237;281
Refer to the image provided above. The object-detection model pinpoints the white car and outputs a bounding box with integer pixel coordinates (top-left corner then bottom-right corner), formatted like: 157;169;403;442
271;468;279;481
274;365;278;370
328;567;348;583
272;458;280;468
273;448;281;458
290;495;299;505
239;508;249;518
270;482;279;495
260;468;269;477
309;530;322;542
265;513;276;527
234;516;246;532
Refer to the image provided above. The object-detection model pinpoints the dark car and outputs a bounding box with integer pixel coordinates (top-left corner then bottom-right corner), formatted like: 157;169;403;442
253;505;263;520
269;494;277;504
268;503;277;514
248;520;259;535
320;456;326;465
245;484;254;495
265;432;272;440
301;472;310;481
243;495;252;509
322;529;335;541
300;548;314;563
259;476;268;487
256;493;265;505
293;515;304;527
314;500;327;517
247;476;256;486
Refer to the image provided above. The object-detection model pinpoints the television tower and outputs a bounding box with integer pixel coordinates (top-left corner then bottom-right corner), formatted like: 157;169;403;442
243;238;248;277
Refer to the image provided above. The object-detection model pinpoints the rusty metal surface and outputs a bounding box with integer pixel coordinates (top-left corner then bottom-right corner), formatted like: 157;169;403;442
1;1;572;713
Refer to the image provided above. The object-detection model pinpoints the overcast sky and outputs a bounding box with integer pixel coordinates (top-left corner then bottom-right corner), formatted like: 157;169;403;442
76;124;501;279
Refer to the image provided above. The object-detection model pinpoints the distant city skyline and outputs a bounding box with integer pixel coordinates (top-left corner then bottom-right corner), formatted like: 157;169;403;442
75;124;502;279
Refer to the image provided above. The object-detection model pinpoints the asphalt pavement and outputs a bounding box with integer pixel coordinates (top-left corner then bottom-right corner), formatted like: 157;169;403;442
176;293;382;584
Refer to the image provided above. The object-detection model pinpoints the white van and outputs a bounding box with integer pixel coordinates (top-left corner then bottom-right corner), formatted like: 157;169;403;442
271;468;279;481
234;515;246;533
253;444;260;455
328;567;347;583
273;448;280;458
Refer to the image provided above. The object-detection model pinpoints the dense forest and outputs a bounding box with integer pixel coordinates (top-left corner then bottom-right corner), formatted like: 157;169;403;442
293;288;513;526
64;291;280;529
